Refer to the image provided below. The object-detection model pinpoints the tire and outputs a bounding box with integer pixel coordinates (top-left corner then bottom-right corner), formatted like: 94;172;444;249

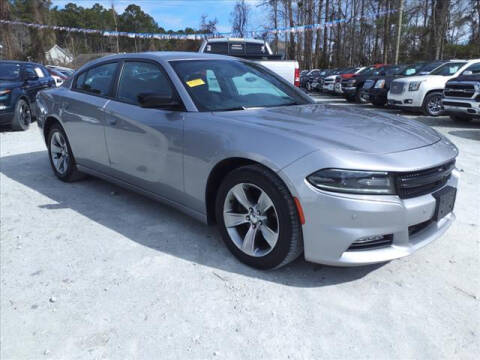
450;114;472;122
215;165;303;270
47;123;85;182
355;88;368;104
306;82;311;92
422;92;444;116
11;99;31;131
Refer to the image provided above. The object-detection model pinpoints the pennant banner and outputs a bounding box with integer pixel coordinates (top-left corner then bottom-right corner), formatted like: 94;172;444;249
0;10;397;40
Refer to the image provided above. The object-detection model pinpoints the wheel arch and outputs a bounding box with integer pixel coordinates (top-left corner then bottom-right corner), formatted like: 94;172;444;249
204;157;297;225
43;115;64;145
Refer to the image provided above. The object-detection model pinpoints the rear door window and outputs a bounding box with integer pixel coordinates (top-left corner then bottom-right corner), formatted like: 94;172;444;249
116;61;174;105
75;62;117;96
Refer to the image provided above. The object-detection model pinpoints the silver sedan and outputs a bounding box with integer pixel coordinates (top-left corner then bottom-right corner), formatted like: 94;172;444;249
36;52;459;269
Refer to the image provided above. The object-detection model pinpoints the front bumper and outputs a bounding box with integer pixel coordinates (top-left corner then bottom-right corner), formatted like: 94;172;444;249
388;90;423;108
301;174;457;266
443;99;480;117
323;83;335;92
280;143;459;266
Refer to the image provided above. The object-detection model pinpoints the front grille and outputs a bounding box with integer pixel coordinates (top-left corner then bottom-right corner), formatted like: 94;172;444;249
390;81;405;94
348;235;393;251
395;161;455;199
324;78;334;84
444;83;476;98
363;79;375;89
443;101;472;108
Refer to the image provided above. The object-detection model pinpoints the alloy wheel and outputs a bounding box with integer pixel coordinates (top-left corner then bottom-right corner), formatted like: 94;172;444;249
19;102;31;126
427;94;443;116
223;183;279;257
50;131;70;175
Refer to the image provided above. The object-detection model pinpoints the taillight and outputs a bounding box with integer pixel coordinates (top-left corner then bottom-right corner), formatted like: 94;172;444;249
294;68;300;87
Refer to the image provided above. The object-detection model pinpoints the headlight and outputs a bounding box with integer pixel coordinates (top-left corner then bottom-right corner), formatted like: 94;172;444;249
409;81;423;91
307;169;395;195
0;89;11;96
374;79;385;88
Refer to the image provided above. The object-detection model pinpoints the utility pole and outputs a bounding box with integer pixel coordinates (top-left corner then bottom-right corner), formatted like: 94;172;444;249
394;0;404;64
111;1;120;53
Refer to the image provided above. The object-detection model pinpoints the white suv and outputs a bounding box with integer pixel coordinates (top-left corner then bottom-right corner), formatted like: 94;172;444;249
388;59;480;116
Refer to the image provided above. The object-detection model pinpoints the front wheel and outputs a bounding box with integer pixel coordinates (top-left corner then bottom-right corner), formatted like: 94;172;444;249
47;124;85;182
11;99;31;131
356;88;369;104
215;165;303;269
306;82;312;92
422;92;444;116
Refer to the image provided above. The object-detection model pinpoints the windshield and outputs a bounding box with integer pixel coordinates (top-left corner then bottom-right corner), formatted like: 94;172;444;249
357;66;375;75
171;60;311;112
418;61;445;74
430;62;466;76
0;63;21;81
401;63;425;76
461;62;480;75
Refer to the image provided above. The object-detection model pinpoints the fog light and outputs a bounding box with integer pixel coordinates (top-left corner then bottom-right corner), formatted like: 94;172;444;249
348;234;393;251
404;99;413;104
355;235;385;243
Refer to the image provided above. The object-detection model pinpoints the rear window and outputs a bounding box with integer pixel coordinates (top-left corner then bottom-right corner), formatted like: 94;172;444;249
75;62;117;96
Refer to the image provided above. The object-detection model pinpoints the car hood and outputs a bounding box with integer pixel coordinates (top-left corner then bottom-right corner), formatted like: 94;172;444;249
0;80;22;90
215;104;441;154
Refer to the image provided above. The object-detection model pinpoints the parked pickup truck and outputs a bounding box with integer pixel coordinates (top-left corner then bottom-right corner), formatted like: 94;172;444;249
443;62;480;122
199;38;300;86
387;59;479;116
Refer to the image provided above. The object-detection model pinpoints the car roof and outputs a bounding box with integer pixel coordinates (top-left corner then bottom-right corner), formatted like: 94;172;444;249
0;60;42;66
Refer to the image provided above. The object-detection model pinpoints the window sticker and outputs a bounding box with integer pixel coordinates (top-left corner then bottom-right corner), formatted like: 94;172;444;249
186;78;205;87
34;67;44;78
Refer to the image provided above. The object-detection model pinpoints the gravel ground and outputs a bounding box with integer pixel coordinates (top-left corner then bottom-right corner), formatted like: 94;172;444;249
1;96;479;359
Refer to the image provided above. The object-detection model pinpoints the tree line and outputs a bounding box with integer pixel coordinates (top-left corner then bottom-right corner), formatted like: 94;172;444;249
260;0;480;69
1;0;479;69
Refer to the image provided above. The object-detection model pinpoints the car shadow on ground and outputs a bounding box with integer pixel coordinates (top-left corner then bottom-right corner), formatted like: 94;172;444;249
1;151;384;288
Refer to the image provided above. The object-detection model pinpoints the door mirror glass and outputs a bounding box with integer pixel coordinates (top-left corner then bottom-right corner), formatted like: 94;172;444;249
138;93;180;108
462;70;473;76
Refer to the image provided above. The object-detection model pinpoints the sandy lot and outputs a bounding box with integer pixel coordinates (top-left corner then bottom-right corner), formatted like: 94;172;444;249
1;98;479;359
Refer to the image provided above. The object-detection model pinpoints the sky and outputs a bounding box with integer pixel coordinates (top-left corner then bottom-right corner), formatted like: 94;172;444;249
50;0;268;34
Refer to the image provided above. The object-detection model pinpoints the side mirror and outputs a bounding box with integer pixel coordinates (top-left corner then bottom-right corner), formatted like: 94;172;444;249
138;93;181;109
462;70;473;76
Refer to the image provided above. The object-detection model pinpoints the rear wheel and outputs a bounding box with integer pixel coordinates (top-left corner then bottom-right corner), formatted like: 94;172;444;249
47;124;85;182
422;92;444;116
215;165;303;269
450;115;472;122
11;99;31;131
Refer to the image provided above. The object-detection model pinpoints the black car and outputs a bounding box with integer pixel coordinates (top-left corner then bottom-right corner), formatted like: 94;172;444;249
341;65;385;103
311;69;337;92
367;61;448;107
303;69;322;91
0;61;55;130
